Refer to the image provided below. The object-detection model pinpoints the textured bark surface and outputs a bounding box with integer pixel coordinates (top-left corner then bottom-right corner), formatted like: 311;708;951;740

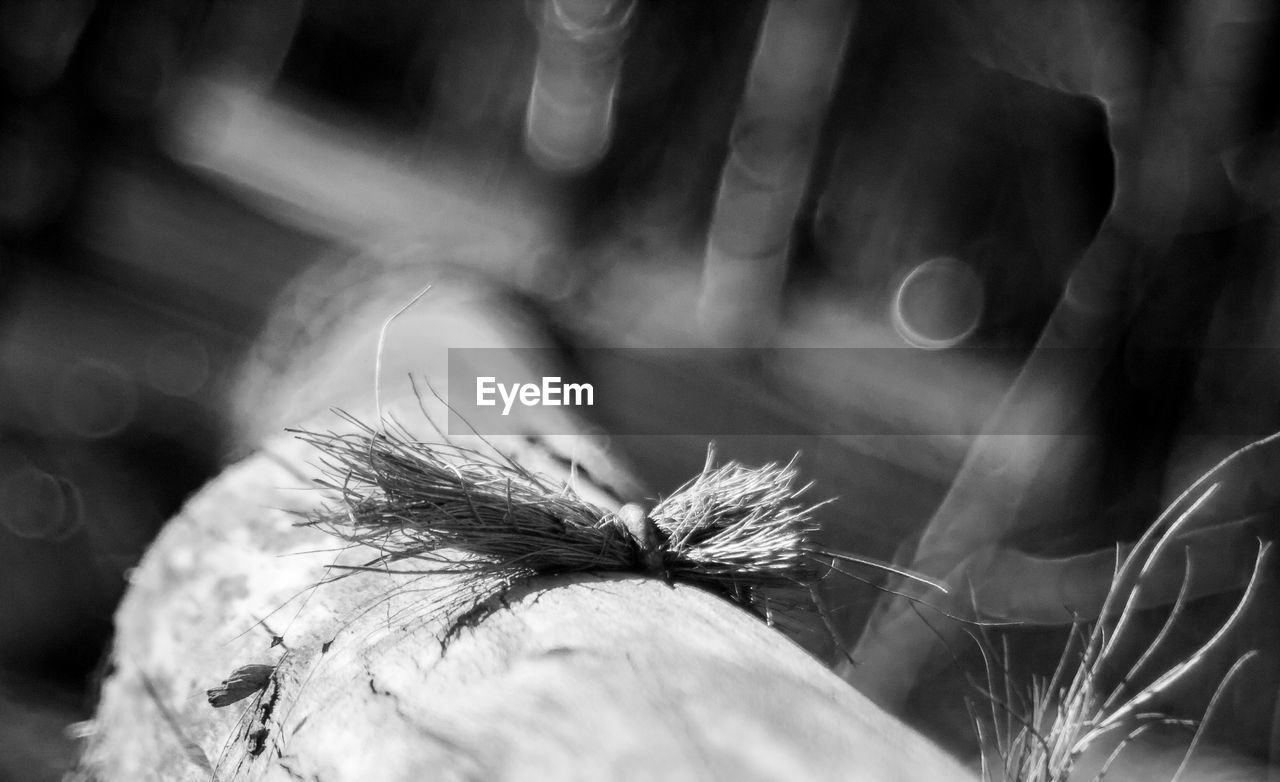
81;258;977;781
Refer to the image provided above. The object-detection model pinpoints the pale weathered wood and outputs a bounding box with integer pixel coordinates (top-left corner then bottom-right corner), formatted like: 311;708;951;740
82;258;978;781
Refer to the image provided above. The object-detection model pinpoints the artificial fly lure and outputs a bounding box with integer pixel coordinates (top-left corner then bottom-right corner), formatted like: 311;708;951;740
290;412;946;645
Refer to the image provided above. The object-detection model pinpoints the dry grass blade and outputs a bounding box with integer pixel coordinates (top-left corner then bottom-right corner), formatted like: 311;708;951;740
983;434;1279;782
1088;541;1269;739
991;545;1267;782
1167;651;1259;782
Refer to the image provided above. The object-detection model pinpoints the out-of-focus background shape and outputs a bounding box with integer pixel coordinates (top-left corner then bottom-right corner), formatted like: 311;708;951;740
2;0;1280;778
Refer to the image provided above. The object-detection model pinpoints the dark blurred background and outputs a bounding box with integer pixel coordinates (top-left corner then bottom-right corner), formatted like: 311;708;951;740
3;0;1280;778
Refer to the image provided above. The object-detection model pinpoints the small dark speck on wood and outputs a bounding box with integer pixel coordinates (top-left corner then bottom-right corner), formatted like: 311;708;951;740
207;664;276;708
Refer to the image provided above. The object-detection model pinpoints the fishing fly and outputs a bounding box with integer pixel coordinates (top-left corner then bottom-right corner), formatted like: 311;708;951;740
290;410;947;651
